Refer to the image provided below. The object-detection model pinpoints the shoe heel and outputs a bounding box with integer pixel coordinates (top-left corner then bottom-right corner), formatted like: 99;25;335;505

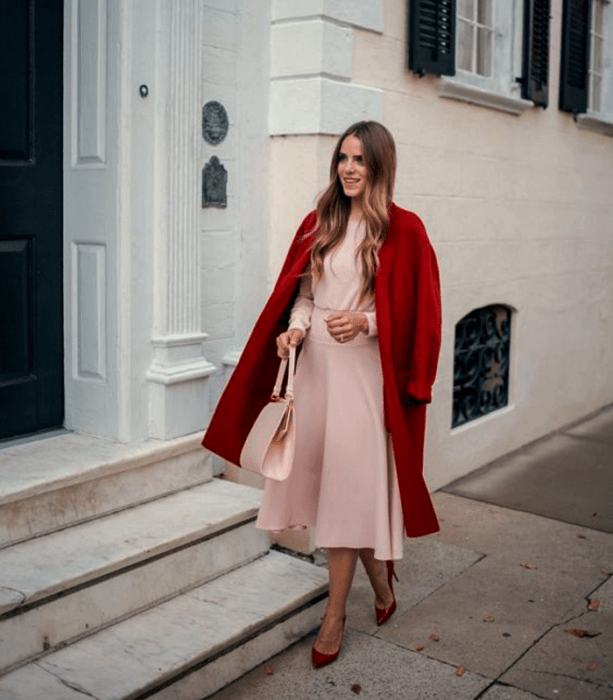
375;560;398;626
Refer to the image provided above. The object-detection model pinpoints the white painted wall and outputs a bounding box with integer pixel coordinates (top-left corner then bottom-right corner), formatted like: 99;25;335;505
198;0;272;410
63;0;271;445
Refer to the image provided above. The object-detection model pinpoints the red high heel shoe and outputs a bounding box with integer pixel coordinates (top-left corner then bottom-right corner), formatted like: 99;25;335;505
312;616;346;668
375;560;398;626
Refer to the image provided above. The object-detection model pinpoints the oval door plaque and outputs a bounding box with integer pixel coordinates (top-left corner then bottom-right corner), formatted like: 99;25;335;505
202;101;229;145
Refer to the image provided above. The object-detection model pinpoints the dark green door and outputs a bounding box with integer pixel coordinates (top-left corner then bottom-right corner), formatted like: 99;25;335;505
0;0;64;439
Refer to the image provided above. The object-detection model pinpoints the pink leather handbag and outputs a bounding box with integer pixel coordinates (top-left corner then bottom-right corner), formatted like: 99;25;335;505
240;345;296;480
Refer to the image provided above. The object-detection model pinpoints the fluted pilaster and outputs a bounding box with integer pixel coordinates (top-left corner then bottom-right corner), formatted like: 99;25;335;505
147;0;214;439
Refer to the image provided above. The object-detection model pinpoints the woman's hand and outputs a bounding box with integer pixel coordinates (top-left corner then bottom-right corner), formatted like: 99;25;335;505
276;329;305;358
325;311;368;343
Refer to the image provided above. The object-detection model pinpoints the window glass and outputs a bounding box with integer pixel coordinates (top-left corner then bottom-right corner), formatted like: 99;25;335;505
457;0;494;77
589;0;606;112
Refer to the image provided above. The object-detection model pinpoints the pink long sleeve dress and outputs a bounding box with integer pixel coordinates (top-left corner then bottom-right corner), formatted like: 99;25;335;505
255;220;404;560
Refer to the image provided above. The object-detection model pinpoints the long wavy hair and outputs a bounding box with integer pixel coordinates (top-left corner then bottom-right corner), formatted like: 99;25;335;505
308;121;397;306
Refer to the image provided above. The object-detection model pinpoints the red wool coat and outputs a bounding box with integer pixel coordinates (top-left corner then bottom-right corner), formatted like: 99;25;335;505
202;202;443;537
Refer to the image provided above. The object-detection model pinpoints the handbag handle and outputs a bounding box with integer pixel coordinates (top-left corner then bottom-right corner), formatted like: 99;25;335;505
271;344;296;401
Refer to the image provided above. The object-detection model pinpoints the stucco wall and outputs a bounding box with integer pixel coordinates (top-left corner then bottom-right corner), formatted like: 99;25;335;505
268;0;613;490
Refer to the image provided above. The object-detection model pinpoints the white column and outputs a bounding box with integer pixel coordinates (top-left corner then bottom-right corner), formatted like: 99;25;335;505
147;0;215;440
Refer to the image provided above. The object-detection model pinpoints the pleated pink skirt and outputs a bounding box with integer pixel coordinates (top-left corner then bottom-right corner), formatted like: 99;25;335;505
255;306;404;560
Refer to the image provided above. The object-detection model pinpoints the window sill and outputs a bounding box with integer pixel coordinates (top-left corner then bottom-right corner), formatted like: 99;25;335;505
438;77;534;116
575;111;613;137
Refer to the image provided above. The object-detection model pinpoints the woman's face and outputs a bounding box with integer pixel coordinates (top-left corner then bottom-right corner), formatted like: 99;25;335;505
337;135;368;201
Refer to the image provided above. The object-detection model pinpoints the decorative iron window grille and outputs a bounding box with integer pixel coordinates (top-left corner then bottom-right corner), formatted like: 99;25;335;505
453;304;511;428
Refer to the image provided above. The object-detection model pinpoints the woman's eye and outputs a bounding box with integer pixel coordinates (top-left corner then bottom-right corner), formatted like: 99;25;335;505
338;154;347;161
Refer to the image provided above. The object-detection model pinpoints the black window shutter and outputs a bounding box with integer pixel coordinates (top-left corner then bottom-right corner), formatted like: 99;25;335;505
408;0;456;76
559;0;592;113
521;0;551;107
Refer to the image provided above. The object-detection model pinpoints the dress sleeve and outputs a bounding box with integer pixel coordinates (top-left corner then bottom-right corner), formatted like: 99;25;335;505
288;273;314;332
363;311;378;337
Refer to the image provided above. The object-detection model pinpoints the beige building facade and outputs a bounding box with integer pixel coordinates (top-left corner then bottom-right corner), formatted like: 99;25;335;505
264;0;613;497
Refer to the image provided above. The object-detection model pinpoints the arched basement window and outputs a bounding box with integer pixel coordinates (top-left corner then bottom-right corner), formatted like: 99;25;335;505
453;304;511;428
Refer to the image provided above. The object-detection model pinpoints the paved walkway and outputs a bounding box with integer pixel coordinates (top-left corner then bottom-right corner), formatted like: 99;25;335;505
210;406;613;700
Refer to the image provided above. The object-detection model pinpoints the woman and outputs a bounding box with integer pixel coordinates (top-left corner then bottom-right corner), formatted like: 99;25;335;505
202;121;442;668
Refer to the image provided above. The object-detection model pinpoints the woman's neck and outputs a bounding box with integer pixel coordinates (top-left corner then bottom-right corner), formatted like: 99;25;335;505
348;198;364;222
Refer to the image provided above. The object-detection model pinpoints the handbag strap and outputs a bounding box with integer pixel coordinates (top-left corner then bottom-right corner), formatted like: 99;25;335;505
271;344;296;401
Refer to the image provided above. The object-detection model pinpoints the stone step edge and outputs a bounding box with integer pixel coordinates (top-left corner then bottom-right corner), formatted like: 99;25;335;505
0;535;269;680
0;516;260;624
0;432;207;508
0;553;329;699
0;479;264;618
144;592;328;700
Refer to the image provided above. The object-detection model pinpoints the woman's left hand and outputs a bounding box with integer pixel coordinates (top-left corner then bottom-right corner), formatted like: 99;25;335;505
325;311;368;343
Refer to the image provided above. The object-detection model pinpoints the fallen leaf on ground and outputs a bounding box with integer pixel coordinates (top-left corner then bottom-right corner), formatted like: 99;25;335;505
587;662;598;671
415;644;424;651
264;667;274;675
351;684;362;694
520;562;537;569
601;568;611;575
565;628;600;638
484;615;495;623
455;666;466;677
588;599;601;611
428;632;441;642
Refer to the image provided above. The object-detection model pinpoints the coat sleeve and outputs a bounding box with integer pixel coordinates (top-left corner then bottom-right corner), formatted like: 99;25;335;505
405;238;442;405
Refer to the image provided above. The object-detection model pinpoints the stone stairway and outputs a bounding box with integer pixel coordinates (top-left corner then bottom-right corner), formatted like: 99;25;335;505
0;432;328;699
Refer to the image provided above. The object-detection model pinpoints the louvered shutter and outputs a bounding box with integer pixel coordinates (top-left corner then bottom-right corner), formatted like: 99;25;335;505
559;0;591;113
521;0;551;107
408;0;456;76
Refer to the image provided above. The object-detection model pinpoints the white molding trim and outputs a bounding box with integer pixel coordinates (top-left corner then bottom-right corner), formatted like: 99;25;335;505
222;348;243;367
271;0;383;33
146;358;217;386
575;111;613;137
151;333;209;348
438;77;534;116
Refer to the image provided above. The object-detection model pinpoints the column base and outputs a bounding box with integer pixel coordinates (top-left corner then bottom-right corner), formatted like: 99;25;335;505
147;335;217;440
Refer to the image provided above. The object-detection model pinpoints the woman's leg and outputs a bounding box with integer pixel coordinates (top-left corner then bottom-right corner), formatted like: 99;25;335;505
314;547;359;654
359;548;395;610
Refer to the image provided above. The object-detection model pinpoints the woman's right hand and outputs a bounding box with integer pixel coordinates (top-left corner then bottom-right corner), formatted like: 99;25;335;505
276;329;305;358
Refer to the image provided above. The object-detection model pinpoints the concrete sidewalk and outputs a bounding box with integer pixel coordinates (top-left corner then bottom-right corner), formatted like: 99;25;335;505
209;406;613;700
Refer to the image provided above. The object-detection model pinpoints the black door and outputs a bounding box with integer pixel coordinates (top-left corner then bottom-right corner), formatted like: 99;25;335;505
0;0;64;439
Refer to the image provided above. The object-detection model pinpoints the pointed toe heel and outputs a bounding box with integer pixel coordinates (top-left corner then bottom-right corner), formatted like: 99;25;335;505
375;560;398;626
312;616;346;668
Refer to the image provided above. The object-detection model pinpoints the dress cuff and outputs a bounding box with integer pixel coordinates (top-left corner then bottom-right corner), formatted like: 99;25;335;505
364;311;378;337
288;319;308;332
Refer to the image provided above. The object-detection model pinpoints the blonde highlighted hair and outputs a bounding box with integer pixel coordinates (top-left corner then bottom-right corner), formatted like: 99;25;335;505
308;121;397;306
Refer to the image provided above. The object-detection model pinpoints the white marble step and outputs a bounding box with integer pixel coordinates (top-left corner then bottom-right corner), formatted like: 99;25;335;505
0;432;211;548
0;551;329;700
0;479;268;674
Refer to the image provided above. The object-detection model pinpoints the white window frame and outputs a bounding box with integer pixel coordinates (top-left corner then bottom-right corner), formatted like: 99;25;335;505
438;0;533;116
577;0;613;136
589;0;607;110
